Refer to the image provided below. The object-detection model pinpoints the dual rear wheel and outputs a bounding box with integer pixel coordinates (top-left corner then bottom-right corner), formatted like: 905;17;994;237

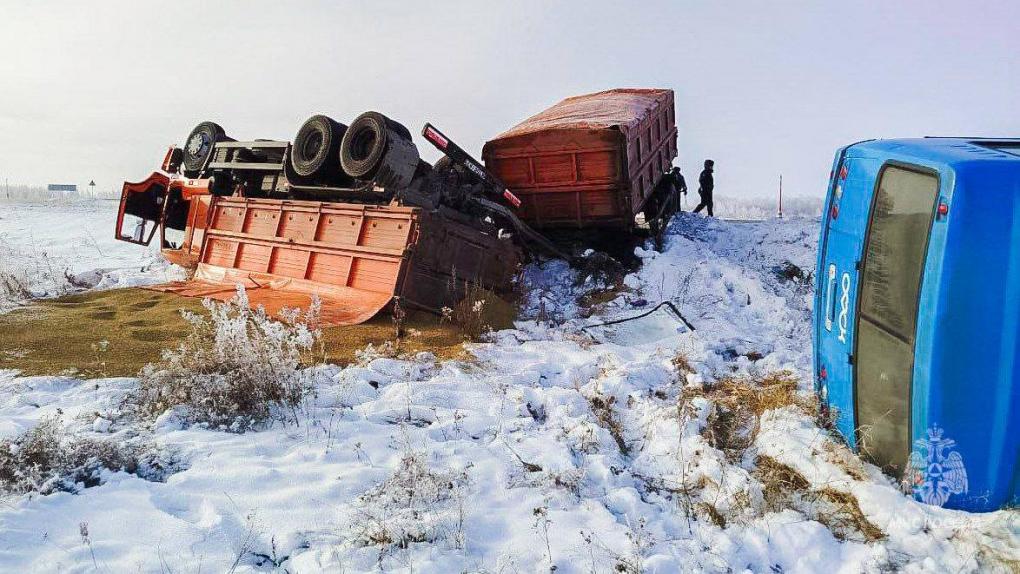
290;115;348;181
290;112;420;189
182;111;423;191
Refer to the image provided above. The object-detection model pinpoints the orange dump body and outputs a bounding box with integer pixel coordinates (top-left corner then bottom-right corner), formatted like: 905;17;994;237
482;88;678;229
124;192;520;326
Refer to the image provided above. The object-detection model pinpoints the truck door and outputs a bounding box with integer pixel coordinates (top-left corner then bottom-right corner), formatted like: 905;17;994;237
853;164;940;475
116;173;170;246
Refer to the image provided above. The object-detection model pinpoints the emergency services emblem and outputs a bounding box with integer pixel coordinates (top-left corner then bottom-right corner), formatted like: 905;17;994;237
904;425;968;507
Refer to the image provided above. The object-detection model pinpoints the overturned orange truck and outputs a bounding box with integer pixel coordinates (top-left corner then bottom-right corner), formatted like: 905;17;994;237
116;89;679;325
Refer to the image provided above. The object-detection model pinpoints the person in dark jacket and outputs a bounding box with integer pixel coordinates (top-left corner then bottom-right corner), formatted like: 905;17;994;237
668;166;688;196
668;165;688;210
693;159;715;216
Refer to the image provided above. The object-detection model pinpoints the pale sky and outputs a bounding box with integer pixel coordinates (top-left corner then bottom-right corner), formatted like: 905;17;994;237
0;0;1017;198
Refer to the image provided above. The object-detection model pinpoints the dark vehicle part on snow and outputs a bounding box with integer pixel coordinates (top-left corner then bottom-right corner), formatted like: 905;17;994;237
581;300;695;333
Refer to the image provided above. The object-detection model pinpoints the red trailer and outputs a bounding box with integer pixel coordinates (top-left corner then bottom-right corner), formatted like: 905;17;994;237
482;89;678;232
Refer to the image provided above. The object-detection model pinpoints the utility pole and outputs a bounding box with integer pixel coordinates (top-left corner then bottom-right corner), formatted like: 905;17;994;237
4;177;8;200
778;174;784;219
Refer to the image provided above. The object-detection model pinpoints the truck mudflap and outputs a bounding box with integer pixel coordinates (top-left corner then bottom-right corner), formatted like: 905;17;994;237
146;197;521;327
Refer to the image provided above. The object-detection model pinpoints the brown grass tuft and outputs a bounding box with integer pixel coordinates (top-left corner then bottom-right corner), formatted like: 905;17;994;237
814;488;885;542
697;502;727;528
822;441;869;481
754;455;884;543
683;371;812;461
672;353;695;379
755;455;811;510
450;285;517;339
589;393;629;456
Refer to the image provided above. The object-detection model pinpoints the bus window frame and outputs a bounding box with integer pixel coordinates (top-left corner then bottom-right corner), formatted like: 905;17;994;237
851;160;942;471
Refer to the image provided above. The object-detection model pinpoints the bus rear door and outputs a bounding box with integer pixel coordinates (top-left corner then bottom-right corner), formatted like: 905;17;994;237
814;151;879;444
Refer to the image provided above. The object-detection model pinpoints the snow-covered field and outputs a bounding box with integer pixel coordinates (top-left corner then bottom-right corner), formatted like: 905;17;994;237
0;200;186;312
0;199;1016;573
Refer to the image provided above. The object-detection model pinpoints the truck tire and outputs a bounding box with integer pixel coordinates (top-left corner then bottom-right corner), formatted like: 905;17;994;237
290;115;347;179
340;111;420;189
431;156;480;184
431;156;454;175
182;121;228;177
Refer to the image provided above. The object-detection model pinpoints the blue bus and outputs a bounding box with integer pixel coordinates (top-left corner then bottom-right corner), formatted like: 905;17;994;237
814;138;1020;512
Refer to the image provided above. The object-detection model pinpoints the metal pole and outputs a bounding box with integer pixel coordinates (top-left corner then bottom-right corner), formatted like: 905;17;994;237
778;174;783;218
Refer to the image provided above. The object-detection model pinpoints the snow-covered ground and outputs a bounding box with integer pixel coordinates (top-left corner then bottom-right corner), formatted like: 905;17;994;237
711;195;822;221
0;200;1016;573
0;200;186;312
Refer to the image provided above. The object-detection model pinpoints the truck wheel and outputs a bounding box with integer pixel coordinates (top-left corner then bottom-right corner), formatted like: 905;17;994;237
432;156;481;183
431;156;454;175
182;121;228;176
290;115;346;179
340;111;420;189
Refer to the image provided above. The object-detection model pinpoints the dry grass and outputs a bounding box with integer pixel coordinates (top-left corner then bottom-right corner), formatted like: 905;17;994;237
697;502;727;528
125;292;320;429
578;284;632;315
706;371;811;417
0;287;517;377
814;488;885;543
0;415;177;496
682;371;812;461
754;455;884;543
588;392;629;456
348;452;469;552
672;353;695;379
755;455;811;509
448;285;517;340
0;272;32;301
821;440;869;481
674;371;883;543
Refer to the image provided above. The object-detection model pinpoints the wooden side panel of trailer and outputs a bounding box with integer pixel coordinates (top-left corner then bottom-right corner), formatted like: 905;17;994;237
483;89;678;229
483;130;625;228
623;92;678;217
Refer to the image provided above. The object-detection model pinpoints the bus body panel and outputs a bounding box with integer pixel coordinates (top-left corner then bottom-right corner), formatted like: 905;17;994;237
814;138;1020;511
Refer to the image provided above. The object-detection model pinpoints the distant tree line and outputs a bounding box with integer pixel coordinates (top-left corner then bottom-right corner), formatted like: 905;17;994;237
0;184;119;202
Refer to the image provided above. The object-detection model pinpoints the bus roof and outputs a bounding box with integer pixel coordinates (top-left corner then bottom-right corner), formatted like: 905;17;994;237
847;137;1020;165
